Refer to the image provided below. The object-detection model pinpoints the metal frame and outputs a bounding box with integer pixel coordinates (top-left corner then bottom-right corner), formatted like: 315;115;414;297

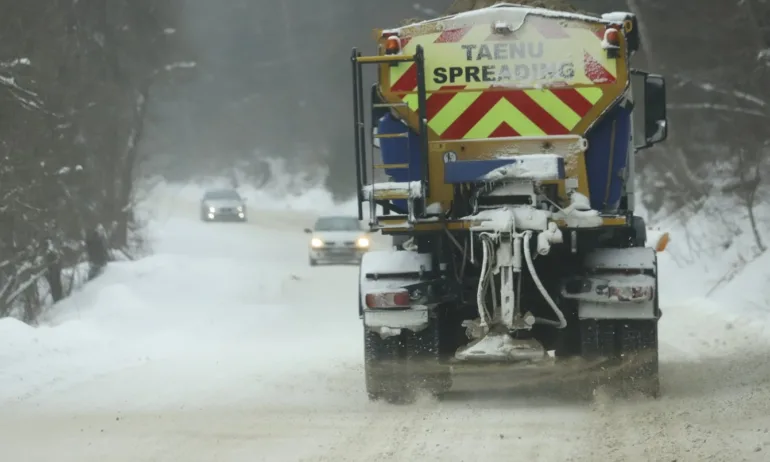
414;46;429;200
350;46;429;224
351;49;365;220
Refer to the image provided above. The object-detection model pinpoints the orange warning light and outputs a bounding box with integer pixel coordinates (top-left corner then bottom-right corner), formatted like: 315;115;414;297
385;36;401;55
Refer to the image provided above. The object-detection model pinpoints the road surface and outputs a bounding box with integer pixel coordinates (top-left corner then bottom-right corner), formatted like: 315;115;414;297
1;188;769;462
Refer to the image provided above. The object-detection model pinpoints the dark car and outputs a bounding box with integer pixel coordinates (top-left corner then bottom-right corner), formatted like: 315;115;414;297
200;188;247;222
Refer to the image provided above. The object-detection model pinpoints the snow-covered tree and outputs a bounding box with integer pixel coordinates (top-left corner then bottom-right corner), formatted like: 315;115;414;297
0;0;188;321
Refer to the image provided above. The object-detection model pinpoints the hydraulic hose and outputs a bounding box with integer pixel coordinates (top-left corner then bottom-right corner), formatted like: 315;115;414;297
476;233;499;328
476;235;492;327
485;238;499;319
523;231;567;329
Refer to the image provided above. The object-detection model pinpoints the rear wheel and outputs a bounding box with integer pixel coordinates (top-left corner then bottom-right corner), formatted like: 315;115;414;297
363;318;450;404
617;320;659;397
553;298;581;359
405;318;452;398
364;329;411;403
574;246;660;399
580;319;660;398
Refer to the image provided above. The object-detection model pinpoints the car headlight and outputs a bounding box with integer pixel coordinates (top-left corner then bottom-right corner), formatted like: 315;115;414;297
208;206;216;213
311;238;324;248
237;206;244;212
356;237;370;248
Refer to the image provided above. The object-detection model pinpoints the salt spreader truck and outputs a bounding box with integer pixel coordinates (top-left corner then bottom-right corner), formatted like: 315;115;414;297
351;3;668;403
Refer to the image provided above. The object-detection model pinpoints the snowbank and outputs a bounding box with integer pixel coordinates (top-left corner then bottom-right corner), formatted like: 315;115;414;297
0;200;363;408
635;193;770;356
638;195;770;306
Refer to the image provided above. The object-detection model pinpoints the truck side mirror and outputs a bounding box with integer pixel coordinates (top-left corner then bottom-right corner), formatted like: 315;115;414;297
644;74;668;144
631;70;668;151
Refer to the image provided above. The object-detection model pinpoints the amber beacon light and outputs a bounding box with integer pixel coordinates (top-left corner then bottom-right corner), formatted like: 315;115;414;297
384;35;401;55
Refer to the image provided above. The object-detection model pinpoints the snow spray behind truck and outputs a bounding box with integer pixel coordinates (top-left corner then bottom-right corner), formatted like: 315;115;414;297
351;3;668;403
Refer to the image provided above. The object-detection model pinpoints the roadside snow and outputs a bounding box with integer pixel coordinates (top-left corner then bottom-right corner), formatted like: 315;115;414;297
637;195;770;358
0;221;347;410
0;181;366;411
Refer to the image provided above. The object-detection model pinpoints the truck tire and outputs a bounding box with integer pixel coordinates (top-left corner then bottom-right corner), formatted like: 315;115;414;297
618;320;659;397
363;329;412;403
554;298;581;359
363;318;449;404
405;317;452;398
576;247;661;399
580;319;660;398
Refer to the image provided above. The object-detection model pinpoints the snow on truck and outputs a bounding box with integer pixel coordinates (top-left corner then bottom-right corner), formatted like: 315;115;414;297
351;3;668;403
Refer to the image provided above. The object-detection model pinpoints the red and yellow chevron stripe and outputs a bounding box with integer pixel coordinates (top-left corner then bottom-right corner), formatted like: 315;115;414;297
381;11;622;140
395;85;604;140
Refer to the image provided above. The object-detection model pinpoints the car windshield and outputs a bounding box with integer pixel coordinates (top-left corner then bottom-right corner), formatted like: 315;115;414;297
204;189;241;201
314;217;360;231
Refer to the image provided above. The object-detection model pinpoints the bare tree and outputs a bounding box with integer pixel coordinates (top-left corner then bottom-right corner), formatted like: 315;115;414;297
0;0;187;321
722;147;768;253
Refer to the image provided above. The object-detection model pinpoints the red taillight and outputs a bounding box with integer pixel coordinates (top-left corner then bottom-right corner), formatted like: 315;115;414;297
365;290;410;309
604;27;620;46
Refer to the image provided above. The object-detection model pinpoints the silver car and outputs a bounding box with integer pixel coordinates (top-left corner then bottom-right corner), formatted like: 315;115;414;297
305;216;370;266
200;188;247;222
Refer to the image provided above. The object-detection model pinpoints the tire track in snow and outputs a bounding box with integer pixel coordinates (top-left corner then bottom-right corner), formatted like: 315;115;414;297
306;397;592;462
578;301;770;462
304;399;439;462
578;334;706;461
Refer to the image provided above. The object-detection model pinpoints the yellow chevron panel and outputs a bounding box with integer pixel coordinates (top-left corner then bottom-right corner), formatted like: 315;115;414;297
577;87;603;104
429;91;480;135
402;93;419;111
525;89;582;131
377;9;627;142
463;98;546;139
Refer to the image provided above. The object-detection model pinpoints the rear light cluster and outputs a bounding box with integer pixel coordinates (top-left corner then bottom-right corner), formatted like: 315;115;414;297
608;284;654;302
365;290;411;309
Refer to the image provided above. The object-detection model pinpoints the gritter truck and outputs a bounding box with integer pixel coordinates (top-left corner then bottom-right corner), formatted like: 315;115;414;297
351;2;668;403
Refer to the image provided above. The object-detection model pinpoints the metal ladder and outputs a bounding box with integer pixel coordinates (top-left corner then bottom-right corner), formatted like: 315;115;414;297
351;45;429;230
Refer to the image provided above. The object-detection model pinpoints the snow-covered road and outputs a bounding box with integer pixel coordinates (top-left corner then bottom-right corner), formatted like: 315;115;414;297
1;189;770;462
